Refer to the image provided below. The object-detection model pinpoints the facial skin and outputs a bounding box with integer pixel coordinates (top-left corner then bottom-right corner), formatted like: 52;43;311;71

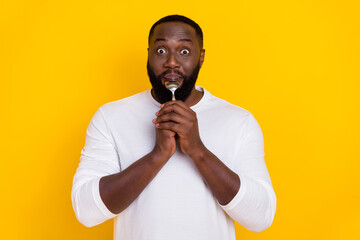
147;21;205;105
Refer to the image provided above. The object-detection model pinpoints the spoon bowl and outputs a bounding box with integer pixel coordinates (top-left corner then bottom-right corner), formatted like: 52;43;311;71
165;81;179;101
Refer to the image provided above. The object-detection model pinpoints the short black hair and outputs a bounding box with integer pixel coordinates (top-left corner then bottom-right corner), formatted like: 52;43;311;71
148;15;203;49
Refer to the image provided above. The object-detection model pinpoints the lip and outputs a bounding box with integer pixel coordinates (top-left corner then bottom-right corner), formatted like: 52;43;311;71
163;73;183;81
161;73;184;87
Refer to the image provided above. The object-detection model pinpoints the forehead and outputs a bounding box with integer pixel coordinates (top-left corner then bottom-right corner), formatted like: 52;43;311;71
150;22;199;45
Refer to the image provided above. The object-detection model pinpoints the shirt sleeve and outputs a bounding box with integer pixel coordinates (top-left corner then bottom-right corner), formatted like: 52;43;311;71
220;114;277;232
71;107;119;227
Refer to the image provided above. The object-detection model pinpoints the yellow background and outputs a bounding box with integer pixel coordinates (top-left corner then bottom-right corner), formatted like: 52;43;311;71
1;0;359;239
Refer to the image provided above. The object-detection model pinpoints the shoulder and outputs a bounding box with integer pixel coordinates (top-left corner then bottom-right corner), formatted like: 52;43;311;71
200;88;253;120
100;90;150;112
197;88;263;147
198;88;262;136
93;90;157;125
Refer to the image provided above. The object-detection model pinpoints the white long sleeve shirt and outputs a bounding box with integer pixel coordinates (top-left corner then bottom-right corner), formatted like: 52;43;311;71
71;87;276;240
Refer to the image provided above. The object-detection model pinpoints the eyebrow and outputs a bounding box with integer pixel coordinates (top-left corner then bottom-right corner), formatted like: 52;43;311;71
154;38;193;43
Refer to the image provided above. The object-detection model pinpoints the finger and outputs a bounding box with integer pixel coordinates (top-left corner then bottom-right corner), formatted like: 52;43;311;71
153;112;185;125
155;121;181;133
161;100;188;109
157;105;198;130
161;100;190;113
157;102;194;118
156;128;176;137
155;111;185;124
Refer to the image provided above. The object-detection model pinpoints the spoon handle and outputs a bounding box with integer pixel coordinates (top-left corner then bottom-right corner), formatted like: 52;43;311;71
165;81;179;101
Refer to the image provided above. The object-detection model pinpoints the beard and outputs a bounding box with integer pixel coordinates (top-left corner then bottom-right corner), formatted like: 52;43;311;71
147;60;201;104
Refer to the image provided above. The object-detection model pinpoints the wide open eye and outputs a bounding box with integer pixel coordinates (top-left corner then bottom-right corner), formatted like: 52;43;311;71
157;48;167;54
180;49;190;55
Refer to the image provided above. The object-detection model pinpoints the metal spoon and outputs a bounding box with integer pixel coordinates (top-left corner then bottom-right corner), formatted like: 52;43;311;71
165;81;179;101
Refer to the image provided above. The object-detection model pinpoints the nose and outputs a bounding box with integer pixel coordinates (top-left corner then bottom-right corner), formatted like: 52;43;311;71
164;52;180;69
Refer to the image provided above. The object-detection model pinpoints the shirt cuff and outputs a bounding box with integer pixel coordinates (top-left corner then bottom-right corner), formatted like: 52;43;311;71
92;177;117;219
220;175;247;212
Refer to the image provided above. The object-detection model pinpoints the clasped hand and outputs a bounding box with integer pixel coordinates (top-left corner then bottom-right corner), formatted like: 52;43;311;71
152;100;204;157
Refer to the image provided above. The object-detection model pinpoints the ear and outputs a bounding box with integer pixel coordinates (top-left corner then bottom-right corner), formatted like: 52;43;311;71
200;49;205;67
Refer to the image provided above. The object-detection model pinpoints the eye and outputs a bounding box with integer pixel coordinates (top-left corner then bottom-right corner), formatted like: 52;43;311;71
157;48;167;54
180;49;190;55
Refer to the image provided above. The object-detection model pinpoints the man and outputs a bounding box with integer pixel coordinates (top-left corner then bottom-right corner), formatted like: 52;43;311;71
72;15;276;240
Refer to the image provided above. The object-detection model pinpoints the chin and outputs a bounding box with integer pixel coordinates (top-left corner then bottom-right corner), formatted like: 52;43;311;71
147;61;201;103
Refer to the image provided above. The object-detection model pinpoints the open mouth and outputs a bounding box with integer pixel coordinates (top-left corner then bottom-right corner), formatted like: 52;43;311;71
164;73;183;80
161;73;184;87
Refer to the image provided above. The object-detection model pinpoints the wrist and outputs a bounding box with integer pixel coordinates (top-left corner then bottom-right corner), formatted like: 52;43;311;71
187;142;207;160
150;147;172;164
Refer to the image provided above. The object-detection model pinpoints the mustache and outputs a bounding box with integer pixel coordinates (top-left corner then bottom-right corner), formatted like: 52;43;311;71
158;69;185;79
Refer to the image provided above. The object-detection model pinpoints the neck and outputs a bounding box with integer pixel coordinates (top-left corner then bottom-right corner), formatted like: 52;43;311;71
184;87;203;107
